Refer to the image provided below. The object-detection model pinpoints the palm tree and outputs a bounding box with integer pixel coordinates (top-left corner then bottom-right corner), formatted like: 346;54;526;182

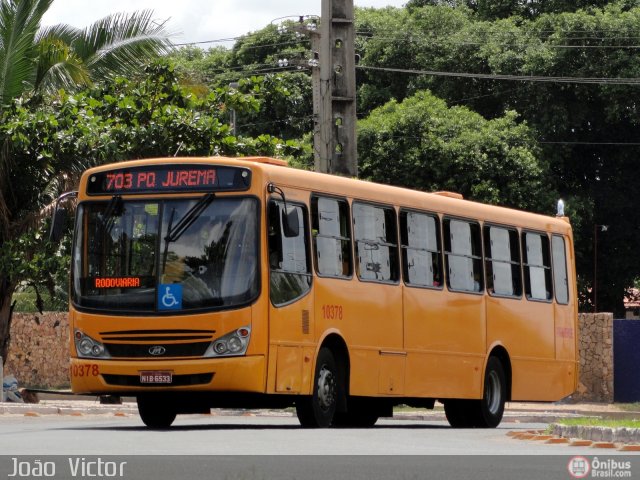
0;0;174;364
0;0;173;104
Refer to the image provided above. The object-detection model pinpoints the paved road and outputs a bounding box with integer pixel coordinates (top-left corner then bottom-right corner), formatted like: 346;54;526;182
1;414;639;480
0;413;601;455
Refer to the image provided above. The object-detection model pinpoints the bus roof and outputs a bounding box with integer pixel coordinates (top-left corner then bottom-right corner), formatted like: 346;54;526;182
81;156;571;235
248;158;571;236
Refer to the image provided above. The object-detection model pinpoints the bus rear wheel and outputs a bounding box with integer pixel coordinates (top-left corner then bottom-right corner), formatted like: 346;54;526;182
296;348;339;428
476;356;506;428
137;395;177;429
443;399;476;428
444;357;506;428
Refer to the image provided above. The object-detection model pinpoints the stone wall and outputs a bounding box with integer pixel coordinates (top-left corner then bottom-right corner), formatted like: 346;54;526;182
1;312;617;403
4;312;70;388
575;312;614;403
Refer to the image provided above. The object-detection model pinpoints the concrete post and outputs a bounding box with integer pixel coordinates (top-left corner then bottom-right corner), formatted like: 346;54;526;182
315;0;357;177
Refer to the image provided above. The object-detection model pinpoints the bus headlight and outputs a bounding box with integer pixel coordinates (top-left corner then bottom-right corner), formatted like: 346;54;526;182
205;326;251;358
74;329;110;359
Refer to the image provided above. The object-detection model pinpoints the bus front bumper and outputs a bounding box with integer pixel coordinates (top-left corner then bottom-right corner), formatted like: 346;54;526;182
70;355;265;395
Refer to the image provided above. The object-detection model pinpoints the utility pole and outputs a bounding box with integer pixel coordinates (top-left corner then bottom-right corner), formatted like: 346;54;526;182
312;0;357;177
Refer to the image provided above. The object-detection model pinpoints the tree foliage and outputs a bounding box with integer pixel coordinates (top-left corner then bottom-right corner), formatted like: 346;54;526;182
359;90;549;211
0;60;301;362
355;1;640;313
168;21;314;142
4;0;640;344
0;1;173;104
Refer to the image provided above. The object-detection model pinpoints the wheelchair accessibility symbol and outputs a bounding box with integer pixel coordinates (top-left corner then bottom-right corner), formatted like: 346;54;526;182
159;284;182;310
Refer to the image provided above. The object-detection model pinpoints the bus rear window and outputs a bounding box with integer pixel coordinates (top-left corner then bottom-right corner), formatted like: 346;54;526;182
522;231;553;301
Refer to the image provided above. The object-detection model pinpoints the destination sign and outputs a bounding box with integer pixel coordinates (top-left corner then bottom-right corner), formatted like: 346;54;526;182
93;277;142;289
87;164;251;195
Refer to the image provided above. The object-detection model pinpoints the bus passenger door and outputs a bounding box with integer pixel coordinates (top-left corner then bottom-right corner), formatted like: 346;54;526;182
266;199;315;394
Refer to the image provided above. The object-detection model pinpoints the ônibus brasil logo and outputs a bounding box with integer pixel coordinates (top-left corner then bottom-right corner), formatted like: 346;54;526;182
568;456;591;478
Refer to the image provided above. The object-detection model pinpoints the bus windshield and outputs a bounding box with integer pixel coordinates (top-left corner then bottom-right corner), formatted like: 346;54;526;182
72;196;259;313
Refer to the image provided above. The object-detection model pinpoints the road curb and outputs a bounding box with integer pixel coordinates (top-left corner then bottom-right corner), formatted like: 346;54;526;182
551;423;640;444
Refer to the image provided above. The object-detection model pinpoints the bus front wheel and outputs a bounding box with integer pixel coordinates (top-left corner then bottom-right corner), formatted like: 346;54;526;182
137;395;177;429
296;347;339;428
333;398;380;428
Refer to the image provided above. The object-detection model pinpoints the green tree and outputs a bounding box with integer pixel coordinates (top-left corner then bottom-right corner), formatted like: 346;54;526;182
358;90;551;211
168;20;315;141
0;0;172;103
230;73;313;140
356;2;640;313
0;0;173;364
0;60;301;364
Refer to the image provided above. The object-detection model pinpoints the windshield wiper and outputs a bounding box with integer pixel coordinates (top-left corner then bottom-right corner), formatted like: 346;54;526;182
162;193;215;271
165;193;215;243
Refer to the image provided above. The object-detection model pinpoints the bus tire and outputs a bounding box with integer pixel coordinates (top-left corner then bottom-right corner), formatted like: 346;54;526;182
444;399;476;428
333;398;379;428
476;356;506;428
137;396;177;429
296;347;338;428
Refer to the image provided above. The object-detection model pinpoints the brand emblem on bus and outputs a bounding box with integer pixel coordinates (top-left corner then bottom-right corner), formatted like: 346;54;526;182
148;346;166;356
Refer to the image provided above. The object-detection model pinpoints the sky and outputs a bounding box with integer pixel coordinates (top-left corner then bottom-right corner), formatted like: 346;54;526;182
42;1;407;46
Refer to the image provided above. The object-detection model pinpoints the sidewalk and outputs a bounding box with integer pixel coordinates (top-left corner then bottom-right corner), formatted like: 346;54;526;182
1;392;638;424
3;394;638;447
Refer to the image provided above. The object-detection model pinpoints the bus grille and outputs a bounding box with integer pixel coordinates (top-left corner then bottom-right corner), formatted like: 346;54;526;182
102;373;214;387
103;342;211;358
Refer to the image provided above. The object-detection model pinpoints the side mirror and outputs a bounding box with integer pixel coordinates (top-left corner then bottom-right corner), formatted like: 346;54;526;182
49;207;68;243
282;207;300;238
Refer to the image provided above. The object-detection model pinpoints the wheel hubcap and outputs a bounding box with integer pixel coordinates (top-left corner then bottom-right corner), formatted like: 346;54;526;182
316;365;336;412
485;370;501;415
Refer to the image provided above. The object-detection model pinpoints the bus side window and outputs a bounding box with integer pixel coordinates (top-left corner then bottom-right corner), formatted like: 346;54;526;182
268;200;312;306
484;225;522;298
552;235;569;304
353;202;399;283
311;196;353;278
522;231;553;301
444;218;483;293
400;210;443;288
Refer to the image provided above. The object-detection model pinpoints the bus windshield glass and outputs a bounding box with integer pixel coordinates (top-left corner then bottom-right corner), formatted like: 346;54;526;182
72;196;259;313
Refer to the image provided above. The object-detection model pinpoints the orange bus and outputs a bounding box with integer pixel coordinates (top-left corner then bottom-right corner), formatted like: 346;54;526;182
52;156;578;428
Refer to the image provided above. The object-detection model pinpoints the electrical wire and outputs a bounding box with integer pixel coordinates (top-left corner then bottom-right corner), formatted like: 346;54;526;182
357;65;640;85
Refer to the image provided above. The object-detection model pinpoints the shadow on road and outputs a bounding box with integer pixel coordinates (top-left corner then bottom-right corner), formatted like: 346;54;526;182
53;421;452;432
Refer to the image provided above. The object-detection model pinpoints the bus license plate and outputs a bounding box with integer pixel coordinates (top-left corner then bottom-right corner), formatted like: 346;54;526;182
140;371;172;384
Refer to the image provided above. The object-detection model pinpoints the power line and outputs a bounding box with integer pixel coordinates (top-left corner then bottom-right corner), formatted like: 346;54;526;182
173;37;242;47
539;141;640;146
355;27;640;42
357;65;640;85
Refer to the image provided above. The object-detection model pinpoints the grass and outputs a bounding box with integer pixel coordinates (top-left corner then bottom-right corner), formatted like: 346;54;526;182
619;403;640;412
12;287;67;313
555;417;640;429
